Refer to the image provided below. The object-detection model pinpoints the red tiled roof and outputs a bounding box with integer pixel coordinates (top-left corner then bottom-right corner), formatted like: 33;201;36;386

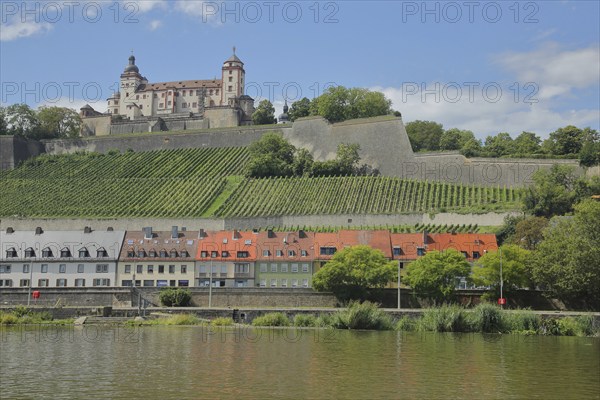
426;233;498;260
196;230;257;261
137;80;221;92
120;230;199;261
390;233;424;260
314;230;392;260
255;230;316;261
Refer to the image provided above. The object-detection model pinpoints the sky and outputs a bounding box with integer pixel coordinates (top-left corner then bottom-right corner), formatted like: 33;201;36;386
1;0;599;139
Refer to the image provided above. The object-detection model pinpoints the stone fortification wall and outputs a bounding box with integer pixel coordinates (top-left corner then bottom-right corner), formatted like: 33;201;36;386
0;211;519;232
0;136;45;170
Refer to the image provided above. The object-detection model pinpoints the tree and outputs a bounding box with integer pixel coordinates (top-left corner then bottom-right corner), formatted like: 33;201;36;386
513;131;541;155
312;245;397;301
532;200;600;308
460;138;482;157
483;132;514;157
405;120;444;152
495;214;525;245
335;143;361;175
246;133;295;177
579;135;600;167
252;99;277;125
37;106;82;138
4;104;39;137
439;128;462;151
288;97;311;122
523;165;577;217
472;245;534;293
291;148;314;176
545;125;587;156
511;216;549;250
403;249;472;304
310;86;392;123
0;107;8;135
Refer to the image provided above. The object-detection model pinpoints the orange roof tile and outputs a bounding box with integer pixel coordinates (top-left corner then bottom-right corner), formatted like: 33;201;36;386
427;233;498;260
314;230;392;259
390;233;424;260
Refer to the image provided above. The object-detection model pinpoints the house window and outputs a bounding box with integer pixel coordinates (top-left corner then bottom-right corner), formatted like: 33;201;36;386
96;264;109;273
281;279;287;288
319;247;336;256
260;263;267;273
169;265;175;274
6;248;17;258
93;279;110;287
280;263;288;273
42;247;53;258
302;279;309;288
288;250;295;257
78;264;84;273
291;279;298;288
291;264;299;273
124;265;131;274
461;251;469;258
235;263;249;274
60;248;71;258
170;250;178;258
199;265;206;274
259;279;266;287
237;251;249;258
138;249;146;258
20;279;30;287
127;249;135;257
75;279;86;287
262;250;270;257
136;265;143;273
22;264;29;273
276;250;283;257
160;250;168;258
393;247;401;256
302;264;309;273
41;264;48;273
147;265;154;274
270;279;277;287
181;265;187;273
417;247;426;256
158;265;165;274
97;248;108;258
473;251;480;259
143;280;154;287
192;102;197;108
201;251;208;258
0;265;11;273
182;103;187;108
271;264;277;273
79;248;90;258
38;279;49;287
59;264;66;273
25;247;36;258
56;279;67;287
222;251;230;258
301;250;308;257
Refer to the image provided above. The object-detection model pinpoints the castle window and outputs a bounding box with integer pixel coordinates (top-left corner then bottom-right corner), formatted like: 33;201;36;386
209;90;213;95
167;101;172;106
168;91;172;95
192;102;197;108
228;77;233;82
115;100;119;105
182;90;186;96
216;90;219;95
228;86;232;91
159;103;164;108
143;94;146;99
136;95;139;100
140;105;143;109
161;93;165;98
182;103;187;108
229;63;232;66
229;70;232;75
113;110;118;114
153;94;157;98
196;90;201;95
108;101;111;105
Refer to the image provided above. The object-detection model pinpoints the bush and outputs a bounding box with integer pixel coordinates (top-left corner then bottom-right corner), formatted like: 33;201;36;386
0;312;18;325
293;314;317;327
211;317;234;326
419;305;469;332
315;314;334;328
252;312;291;327
13;306;31;318
395;316;417;332
504;310;540;334
159;288;192;307
331;301;393;330
469;303;504;333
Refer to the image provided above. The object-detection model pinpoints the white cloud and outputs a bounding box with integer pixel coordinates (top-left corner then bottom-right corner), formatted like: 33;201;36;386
0;20;53;42
37;98;107;114
122;0;168;13
149;20;163;30
175;1;221;24
494;43;600;100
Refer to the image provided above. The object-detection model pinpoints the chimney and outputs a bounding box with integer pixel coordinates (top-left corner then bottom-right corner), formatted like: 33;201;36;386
233;230;240;239
171;226;178;239
267;229;274;238
143;227;153;239
423;230;428;246
35;227;43;235
84;226;92;234
299;229;306;238
6;227;14;234
199;229;205;239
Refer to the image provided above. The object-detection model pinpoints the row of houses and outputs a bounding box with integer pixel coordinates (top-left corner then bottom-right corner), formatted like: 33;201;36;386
0;226;498;289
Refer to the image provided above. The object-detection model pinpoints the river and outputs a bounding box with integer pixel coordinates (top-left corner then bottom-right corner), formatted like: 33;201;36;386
1;326;598;399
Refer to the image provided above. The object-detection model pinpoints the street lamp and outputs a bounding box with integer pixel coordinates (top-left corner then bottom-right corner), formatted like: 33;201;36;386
499;247;504;309
397;261;402;310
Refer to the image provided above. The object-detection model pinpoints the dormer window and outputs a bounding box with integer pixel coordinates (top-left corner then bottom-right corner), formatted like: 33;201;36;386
97;248;108;258
159;249;168;258
149;249;157;257
319;247;336;256
201;251;208;258
211;251;219;258
393;247;401;256
25;247;36;258
237;251;249;258
6;248;18;258
138;249;146;258
417;247;426;256
222;251;230;258
42;247;53;258
181;250;189;258
79;248;90;258
127;248;135;257
170;249;178;258
60;247;71;258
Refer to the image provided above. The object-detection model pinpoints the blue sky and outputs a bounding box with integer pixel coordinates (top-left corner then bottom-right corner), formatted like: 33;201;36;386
1;0;598;138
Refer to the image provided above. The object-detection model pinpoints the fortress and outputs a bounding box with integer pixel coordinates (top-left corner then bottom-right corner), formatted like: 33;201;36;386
79;49;255;136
